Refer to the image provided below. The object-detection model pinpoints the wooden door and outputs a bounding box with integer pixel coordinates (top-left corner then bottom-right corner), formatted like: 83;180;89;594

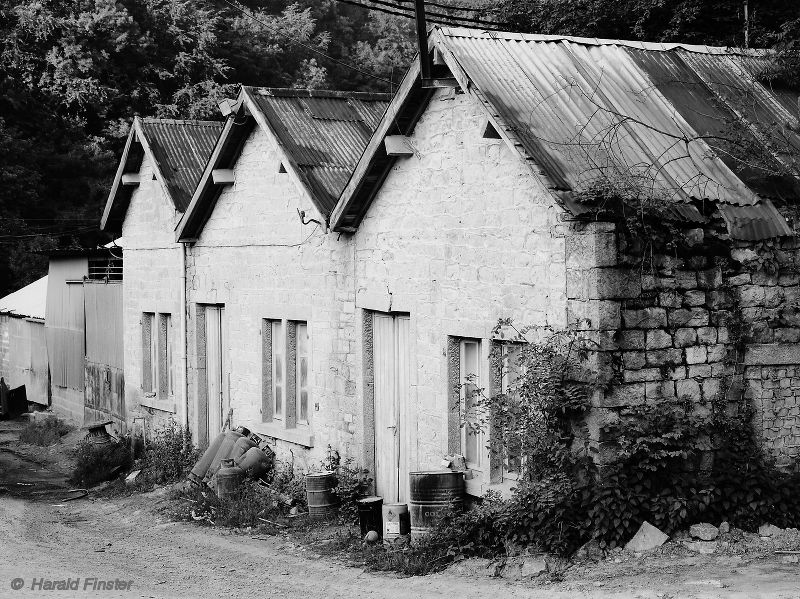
205;306;226;438
373;313;410;503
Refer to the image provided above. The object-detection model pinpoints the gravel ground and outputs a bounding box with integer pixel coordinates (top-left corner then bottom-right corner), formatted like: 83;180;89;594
1;418;800;599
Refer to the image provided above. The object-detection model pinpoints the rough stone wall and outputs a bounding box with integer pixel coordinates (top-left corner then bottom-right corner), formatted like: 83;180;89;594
121;152;186;434
185;124;349;470
185;89;567;492
349;89;566;492
569;228;800;469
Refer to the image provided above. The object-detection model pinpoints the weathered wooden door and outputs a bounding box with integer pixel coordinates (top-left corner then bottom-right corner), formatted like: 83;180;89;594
373;313;410;503
205;306;226;438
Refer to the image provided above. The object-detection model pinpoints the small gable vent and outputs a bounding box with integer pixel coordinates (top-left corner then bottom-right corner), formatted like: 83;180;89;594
482;121;502;139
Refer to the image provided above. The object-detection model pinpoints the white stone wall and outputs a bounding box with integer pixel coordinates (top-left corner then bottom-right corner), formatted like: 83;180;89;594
185;89;568;492
349;90;567;492
121;153;186;433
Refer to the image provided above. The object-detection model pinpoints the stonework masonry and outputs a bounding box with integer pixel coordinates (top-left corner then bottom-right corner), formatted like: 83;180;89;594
184;88;569;494
121;153;186;432
567;230;800;469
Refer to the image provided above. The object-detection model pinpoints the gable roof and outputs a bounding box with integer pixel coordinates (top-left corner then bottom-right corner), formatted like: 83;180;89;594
0;276;48;320
100;118;224;232
331;27;800;240
176;88;390;242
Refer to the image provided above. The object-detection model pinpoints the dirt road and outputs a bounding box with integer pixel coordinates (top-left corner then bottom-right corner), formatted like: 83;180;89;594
1;421;800;598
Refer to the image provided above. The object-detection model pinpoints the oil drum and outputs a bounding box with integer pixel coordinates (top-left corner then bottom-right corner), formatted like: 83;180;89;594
408;471;465;541
306;471;339;518
216;458;245;501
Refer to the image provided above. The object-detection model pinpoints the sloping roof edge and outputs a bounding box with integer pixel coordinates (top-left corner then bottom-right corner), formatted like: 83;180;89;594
0;276;48;320
100;118;222;233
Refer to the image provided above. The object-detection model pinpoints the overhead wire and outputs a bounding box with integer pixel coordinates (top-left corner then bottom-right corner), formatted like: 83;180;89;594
334;0;504;29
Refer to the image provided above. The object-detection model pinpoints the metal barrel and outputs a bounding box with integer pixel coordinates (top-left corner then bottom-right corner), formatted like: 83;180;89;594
382;503;410;541
408;471;465;541
357;496;383;538
306;471;339;518
216;458;245;501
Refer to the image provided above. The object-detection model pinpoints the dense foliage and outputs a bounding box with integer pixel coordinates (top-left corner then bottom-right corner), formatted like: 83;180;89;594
446;323;800;558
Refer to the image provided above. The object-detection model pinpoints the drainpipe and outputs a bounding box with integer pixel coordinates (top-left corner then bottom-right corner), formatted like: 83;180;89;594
180;242;189;431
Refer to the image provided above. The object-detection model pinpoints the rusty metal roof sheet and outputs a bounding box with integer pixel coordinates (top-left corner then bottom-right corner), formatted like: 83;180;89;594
138;119;224;212
718;200;794;240
244;88;390;213
435;28;798;237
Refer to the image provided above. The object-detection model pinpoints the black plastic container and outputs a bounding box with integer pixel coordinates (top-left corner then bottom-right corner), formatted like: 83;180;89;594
357;496;383;538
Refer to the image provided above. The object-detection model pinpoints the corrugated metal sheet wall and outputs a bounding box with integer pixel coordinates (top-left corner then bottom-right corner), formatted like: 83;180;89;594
45;258;87;391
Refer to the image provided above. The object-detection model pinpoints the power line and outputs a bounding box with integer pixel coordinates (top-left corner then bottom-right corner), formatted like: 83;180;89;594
381;0;501;24
217;0;395;85
336;0;504;28
393;0;488;14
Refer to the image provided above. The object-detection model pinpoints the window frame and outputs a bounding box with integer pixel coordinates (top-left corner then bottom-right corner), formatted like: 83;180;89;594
294;321;310;427
459;337;484;472
271;319;285;421
497;341;526;482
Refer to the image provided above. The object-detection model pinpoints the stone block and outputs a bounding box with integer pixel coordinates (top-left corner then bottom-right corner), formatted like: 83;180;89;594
623;351;647;370
702;378;721;400
683;290;706;307
566;231;617;269
646;380;676;399
764;287;785;308
625;521;669;552
727;273;751;286
646;329;672;349
658;291;682;308
774;327;800;344
738;286;766;307
779;273;800;286
685;346;708;365
623;307;667;329
674;328;698;348
670;308;709;327
676;271;697;290
676;378;702;399
690;523;719;541
567;300;621;330
617;330;645;350
752;271;779;286
624;368;662;383
646;348;683;366
697;327;717;345
688;364;713;378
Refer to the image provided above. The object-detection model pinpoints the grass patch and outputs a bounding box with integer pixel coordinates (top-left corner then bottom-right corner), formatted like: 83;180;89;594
71;439;133;487
19;416;72;446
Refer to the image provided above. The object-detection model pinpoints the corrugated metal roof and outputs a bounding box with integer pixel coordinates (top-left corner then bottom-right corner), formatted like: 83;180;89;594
0;276;48;320
139;119;224;212
244;88;390;213
433;28;799;238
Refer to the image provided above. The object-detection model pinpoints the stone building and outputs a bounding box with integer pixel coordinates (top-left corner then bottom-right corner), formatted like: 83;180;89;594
101;117;223;433
97;27;799;501
327;26;800;494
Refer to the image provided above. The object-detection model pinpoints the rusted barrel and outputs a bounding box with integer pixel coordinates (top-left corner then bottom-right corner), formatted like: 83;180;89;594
408;471;465;541
216;458;245;501
306;471;339;518
382;503;410;542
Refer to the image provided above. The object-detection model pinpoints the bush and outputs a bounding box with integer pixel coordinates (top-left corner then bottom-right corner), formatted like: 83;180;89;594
19;416;72;446
138;421;200;486
332;458;372;525
71;439;133;487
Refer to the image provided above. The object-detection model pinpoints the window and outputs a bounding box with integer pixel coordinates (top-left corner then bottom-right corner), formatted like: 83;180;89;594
460;339;483;470
498;342;525;481
262;318;310;428
142;313;157;394
296;322;310;425
142;312;172;398
272;320;285;420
